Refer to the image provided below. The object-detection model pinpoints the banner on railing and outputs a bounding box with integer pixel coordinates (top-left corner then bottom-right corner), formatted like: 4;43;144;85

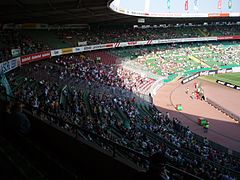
208;70;218;75
182;68;234;84
181;73;200;84
151;37;216;45
21;51;51;64
11;48;21;57
0;57;20;74
78;41;87;46
62;48;73;55
232;66;240;73
50;35;240;57
225;68;233;73
64;37;219;56
217;35;240;40
216;80;240;91
217;69;227;74
199;71;209;76
72;47;83;53
1;34;240;74
72;43;115;53
51;49;62;57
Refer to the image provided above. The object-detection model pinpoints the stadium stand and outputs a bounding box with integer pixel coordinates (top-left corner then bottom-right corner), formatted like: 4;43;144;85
1;24;240;62
0;6;240;178
2;53;239;179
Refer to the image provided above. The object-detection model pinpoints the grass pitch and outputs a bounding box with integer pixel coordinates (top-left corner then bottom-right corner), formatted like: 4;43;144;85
200;73;240;86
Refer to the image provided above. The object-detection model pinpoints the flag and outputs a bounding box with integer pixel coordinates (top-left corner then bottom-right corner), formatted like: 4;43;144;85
60;85;67;105
194;0;199;11
0;74;13;100
185;0;189;11
167;0;171;10
218;0;222;9
228;0;232;9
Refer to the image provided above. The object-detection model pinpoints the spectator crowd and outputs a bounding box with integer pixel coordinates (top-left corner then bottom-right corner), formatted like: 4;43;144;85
1;54;239;179
0;24;239;62
0;23;240;179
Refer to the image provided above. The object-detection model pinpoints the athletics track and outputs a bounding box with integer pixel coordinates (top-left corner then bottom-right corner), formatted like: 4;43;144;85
153;79;240;152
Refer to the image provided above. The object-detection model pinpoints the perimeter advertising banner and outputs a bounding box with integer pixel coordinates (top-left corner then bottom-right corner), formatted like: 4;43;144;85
91;44;114;50
11;48;21;57
232;66;240;72
21;51;51;64
226;68;233;73
62;48;73;55
217;35;240;40
51;49;62;57
199;71;209;76
0;57;20;74
152;37;217;45
217;69;227;74
52;36;220;57
50;36;228;57
181;69;230;84
208;70;218;75
216;80;240;90
181;73;200;84
77;41;87;46
72;43;115;53
72;47;84;53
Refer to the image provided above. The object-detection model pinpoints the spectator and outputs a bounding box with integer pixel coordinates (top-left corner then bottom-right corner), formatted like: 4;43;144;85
12;102;31;135
147;151;169;180
0;101;13;135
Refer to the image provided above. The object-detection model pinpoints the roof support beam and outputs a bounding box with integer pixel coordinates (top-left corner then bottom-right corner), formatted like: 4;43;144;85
47;0;57;11
77;0;83;8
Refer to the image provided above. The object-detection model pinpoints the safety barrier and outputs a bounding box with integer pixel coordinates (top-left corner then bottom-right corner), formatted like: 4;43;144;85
206;97;240;123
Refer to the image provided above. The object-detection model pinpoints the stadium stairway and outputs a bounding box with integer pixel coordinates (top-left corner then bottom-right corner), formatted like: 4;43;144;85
82;90;92;115
197;28;208;37
137;78;155;94
85;51;119;65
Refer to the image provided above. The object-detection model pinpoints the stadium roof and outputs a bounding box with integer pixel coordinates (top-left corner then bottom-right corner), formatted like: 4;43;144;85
0;0;239;24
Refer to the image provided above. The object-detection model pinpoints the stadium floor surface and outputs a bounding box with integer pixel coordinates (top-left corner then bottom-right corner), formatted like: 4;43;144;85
201;73;240;86
153;79;240;152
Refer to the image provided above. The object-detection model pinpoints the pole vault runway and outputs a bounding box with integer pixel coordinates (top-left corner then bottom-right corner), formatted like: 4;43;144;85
153;79;240;152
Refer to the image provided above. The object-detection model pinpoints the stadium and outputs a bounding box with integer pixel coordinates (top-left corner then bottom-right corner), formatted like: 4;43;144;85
0;0;240;179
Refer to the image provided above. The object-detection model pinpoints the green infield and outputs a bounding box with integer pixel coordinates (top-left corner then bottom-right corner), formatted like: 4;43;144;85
200;73;240;86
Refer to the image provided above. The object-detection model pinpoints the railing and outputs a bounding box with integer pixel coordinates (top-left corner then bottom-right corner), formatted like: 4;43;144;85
206;97;240;123
2;79;240;178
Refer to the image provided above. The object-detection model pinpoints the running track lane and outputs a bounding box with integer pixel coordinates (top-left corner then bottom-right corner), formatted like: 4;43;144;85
153;80;240;152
